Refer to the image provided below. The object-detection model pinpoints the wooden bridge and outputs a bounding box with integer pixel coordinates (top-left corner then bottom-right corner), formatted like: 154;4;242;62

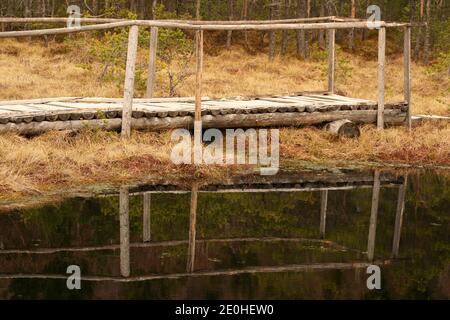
0;16;412;136
0;93;407;135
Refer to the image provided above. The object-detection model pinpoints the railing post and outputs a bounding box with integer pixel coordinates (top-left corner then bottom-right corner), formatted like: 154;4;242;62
377;27;386;130
194;30;204;165
404;26;412;131
327;29;335;93
119;187;130;277
121;25;139;139
146;26;158;98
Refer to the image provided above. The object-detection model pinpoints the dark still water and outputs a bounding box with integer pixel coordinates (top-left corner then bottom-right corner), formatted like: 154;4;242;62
0;170;448;299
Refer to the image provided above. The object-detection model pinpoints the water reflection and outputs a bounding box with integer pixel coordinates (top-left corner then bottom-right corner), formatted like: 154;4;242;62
0;170;448;299
116;171;409;277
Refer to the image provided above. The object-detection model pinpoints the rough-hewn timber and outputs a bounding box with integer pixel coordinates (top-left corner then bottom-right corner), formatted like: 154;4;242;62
0;93;408;134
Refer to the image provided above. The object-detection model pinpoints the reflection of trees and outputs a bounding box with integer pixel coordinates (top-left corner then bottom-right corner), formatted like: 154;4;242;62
1;171;448;299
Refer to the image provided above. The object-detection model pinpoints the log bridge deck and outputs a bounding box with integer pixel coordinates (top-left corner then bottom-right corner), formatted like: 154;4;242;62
0;93;408;134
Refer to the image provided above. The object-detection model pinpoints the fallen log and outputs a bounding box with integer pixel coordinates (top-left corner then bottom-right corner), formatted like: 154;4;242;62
324;119;361;138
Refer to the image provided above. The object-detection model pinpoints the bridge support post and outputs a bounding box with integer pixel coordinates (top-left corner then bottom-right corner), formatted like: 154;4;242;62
327;29;335;93
377;27;386;130
404;26;412;131
121;25;139;139
146;27;158;98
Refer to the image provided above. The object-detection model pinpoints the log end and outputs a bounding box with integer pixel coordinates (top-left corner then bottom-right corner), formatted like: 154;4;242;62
325;119;361;138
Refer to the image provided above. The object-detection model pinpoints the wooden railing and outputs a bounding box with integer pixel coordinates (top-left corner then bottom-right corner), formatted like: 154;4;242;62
0;16;412;136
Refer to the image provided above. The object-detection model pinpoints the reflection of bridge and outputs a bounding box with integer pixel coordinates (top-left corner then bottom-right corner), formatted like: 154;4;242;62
0;16;412;136
0;170;407;282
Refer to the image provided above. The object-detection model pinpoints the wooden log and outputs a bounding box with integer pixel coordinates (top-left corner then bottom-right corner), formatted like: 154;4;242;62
71;112;84;120
105;110;118;119
0;16;338;26
146;27;158;98
392;176;407;258
0;110;407;135
119;187;130;278
0;21;140;38
195;30;204;123
367;170;380;262
143;193;151;243
404;26;412;131
82;112;96;120
0;97;80;105
324;119;360;138
319;190;328;239
121;25;139;139
0;20;408;40
194;30;204;165
187;183;198;273
327;29;336;93
77;96;210;103
33;115;46;122
377;27;386;130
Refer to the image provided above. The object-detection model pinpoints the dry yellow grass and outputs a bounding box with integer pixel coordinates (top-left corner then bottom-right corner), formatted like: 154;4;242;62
0;39;448;115
0;122;448;198
0;39;448;198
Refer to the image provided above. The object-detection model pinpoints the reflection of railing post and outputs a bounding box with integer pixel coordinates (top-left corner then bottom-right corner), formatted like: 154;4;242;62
367;170;381;261
143;192;151;242
187;183;198;273
119;187;130;277
320;190;328;239
392;176;408;258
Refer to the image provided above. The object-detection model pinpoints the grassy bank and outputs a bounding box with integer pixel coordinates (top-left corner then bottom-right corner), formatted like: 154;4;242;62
0;39;449;199
0;123;449;199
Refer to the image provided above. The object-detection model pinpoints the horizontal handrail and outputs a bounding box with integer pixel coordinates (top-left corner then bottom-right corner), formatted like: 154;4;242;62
0;17;410;39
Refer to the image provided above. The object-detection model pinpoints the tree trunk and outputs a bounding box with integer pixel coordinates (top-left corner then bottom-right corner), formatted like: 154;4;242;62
281;0;289;55
348;0;356;50
226;0;234;48
196;0;201;20
296;0;310;59
414;0;425;60
243;0;249;48
268;2;276;61
423;0;431;64
318;0;326;49
152;0;158;19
